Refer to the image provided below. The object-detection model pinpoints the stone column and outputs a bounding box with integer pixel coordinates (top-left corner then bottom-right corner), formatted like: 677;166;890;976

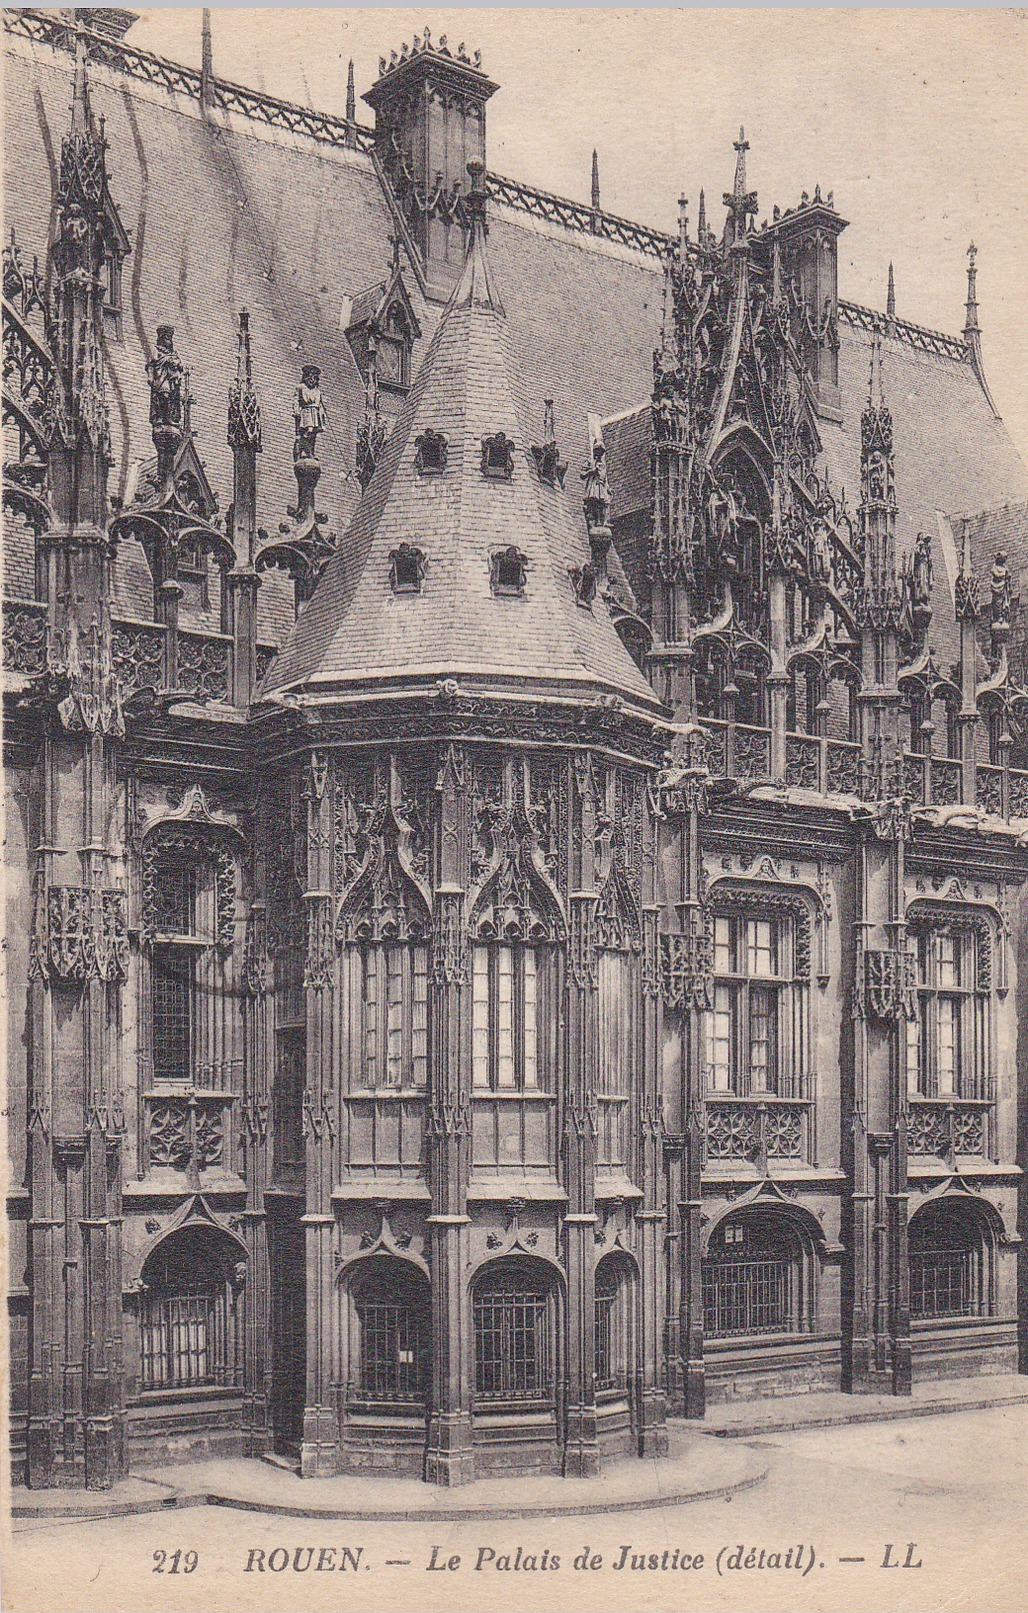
425;745;474;1486
562;752;600;1477
300;752;339;1475
637;904;668;1454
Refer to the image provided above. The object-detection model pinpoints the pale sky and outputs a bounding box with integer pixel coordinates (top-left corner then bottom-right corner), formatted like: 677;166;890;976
125;7;1027;464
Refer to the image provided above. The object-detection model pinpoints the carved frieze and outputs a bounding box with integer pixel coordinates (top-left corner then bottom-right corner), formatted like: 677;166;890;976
855;945;917;1023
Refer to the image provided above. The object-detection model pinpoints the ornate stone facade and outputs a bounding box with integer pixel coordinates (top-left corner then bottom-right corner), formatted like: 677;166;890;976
4;12;1028;1490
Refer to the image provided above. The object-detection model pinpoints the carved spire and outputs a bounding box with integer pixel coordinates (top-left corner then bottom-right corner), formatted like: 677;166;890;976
346;57;356;124
723;126;757;248
859;321;900;629
47;25;113;529
697;187;706;243
454;159;503;314
886;261;896;323
200;8;213;111
591;148;600;212
227;308;262;559
963;240;998;413
678;193;688;261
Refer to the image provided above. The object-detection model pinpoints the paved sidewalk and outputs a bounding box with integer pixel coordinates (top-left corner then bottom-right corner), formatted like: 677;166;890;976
11;1432;765;1524
693;1371;1028;1438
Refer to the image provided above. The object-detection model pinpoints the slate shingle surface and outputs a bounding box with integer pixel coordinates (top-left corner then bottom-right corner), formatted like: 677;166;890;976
262;225;661;712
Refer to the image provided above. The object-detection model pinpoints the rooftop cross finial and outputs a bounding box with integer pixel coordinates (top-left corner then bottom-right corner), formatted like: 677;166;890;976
591;148;600;212
733;126;749;196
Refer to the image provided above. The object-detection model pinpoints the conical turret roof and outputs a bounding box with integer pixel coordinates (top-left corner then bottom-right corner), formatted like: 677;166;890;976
261;183;662;718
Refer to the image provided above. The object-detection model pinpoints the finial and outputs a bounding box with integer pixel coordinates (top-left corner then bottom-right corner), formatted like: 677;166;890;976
697;188;706;240
200;9;213;110
964;240;980;334
678;194;689;259
456;159;502;313
868;319;883;405
591;149;601;213
346;58;356;125
733;126;749;196
70;23;92;137
886;261;896;322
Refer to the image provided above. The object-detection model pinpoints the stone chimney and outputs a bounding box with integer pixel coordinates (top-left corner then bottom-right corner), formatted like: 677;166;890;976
768;185;848;420
364;30;498;301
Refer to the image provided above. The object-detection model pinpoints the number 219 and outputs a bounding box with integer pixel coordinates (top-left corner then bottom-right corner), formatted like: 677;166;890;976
153;1550;198;1574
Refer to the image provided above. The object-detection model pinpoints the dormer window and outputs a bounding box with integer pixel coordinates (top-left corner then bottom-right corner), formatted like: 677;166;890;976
378;301;413;393
570;562;598;608
414;429;448;475
491;546;528;597
481;432;515;481
390;542;426;595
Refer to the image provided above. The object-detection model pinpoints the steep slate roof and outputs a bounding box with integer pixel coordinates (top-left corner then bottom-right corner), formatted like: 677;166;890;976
262;202;661;713
5;20;1026;671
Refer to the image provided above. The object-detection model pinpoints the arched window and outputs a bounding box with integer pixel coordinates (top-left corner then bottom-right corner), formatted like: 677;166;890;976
909;1202;988;1322
138;1228;242;1392
349;1260;429;1404
378;301;412;392
594;1257;632;1395
703;1214;803;1338
473;1261;557;1405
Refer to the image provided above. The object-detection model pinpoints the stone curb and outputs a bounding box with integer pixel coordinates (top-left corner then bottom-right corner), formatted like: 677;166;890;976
13;1454;768;1525
696;1389;1028;1440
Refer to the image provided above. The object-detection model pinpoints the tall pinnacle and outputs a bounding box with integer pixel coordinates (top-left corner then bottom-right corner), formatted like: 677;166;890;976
591;148;600;212
733;125;749;198
455;159;503;315
886;261;896;322
964;241;979;337
723;126;757;247
200;8;213;110
70;25;92;137
346;58;356;124
962;240;998;415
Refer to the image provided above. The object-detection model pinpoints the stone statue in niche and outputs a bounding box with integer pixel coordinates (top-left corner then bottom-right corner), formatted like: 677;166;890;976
910;530;933;610
293;363;328;461
145;325;185;431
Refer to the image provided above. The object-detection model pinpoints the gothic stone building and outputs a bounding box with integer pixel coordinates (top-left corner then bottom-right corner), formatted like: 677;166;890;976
5;9;1028;1489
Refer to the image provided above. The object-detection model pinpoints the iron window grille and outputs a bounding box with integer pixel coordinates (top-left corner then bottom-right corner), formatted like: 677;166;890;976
909;1206;986;1321
594;1264;626;1393
473;1268;553;1403
138;1231;239;1392
354;1281;427;1403
702;1217;799;1338
907;926;989;1101
706;913;803;1097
